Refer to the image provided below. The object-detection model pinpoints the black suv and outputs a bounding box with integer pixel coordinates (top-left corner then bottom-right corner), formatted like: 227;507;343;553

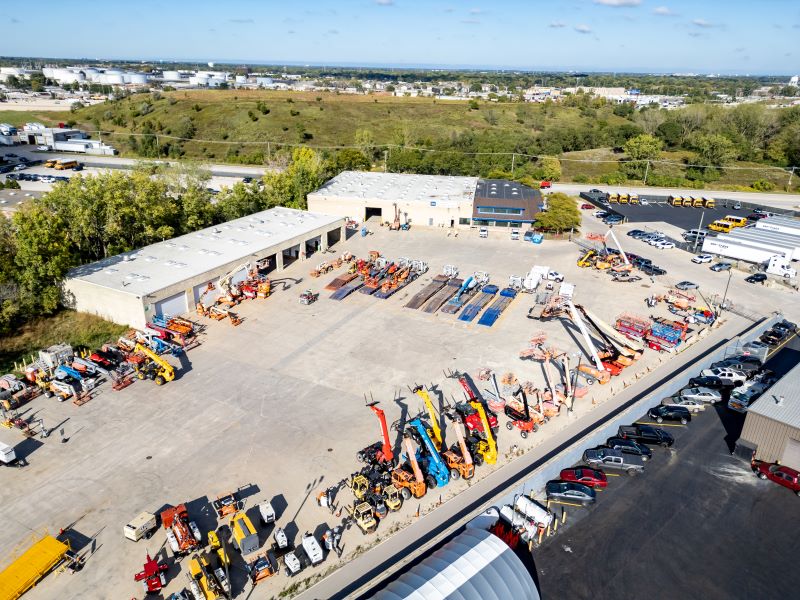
606;437;653;461
745;273;767;284
648;405;691;425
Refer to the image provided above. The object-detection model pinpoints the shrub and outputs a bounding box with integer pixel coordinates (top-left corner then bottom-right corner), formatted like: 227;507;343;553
752;179;775;192
573;174;589;183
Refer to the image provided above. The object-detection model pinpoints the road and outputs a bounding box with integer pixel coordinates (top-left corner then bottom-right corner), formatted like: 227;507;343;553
550;183;800;210
296;315;759;600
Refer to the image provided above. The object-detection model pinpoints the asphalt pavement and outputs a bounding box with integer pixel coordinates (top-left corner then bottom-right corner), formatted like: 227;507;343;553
533;335;800;600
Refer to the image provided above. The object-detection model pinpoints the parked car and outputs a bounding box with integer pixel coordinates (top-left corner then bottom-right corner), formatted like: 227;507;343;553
648;405;692;424
752;461;800;496
676;281;698;290
692;254;713;264
745;273;767;284
605;436;653;461
627;229;646;237
654;241;675;249
559;467;608;489
688;375;738;389
36;145;51;151
242;176;253;184
642;265;667;276
72;163;84;171
618;424;674;447
732;202;742;210
583;448;645;475
773;319;797;333
640;198;650;205
632;257;652;268
700;367;747;385
710;360;761;376
679;387;722;403
742;340;770;353
580;203;595;210
594;210;609;219
545;481;597;504
661;396;706;412
747;213;768;221
710;262;732;272
605;215;624;225
760;329;789;346
12;164;26;171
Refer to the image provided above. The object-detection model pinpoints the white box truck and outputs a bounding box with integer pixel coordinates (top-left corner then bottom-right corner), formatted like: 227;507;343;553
0;441;17;466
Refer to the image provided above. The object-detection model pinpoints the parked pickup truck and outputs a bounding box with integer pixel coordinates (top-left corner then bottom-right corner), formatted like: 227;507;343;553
582;448;645;475
618;424;674;447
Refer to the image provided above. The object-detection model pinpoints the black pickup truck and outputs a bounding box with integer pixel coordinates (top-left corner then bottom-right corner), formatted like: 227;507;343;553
618;424;674;447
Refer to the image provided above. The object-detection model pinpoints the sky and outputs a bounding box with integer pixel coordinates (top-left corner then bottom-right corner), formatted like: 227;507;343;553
1;0;798;74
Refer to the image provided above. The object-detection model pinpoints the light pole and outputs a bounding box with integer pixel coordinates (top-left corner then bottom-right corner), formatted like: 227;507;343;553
720;269;733;315
693;209;705;253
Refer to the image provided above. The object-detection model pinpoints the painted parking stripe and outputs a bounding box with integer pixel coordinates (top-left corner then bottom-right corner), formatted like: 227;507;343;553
635;421;686;427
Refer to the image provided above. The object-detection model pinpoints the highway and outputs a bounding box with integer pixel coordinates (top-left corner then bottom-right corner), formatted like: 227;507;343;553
296;314;762;600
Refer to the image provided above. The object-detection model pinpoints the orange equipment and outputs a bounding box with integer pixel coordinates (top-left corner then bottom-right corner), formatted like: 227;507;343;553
161;504;201;555
391;438;427;499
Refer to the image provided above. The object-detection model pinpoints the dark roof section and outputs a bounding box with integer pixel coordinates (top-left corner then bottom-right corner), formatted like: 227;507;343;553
473;179;543;223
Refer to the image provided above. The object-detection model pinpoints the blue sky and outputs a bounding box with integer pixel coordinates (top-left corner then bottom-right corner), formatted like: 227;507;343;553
1;0;798;73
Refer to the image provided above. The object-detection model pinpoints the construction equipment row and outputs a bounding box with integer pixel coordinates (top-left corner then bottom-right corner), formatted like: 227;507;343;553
196;261;274;326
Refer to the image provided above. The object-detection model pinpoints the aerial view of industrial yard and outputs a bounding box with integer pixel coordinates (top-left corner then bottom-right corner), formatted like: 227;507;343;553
1;1;799;599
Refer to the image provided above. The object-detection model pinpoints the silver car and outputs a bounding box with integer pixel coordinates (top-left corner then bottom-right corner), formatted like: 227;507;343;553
662;395;706;412
680;386;722;403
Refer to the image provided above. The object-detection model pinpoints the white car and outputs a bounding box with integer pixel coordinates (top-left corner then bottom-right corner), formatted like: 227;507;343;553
654;241;675;249
640;199;650;206
700;368;747;385
679;387;722;403
13;164;26;171
661;396;706;412
594;210;608;219
36;145;51;151
692;254;713;264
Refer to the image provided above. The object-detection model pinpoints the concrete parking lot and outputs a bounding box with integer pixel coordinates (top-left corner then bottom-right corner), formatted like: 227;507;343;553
533;335;800;600
1;212;796;599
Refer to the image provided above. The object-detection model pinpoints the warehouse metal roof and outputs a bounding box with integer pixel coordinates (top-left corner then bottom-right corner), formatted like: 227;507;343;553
310;171;478;206
747;361;800;430
66;207;342;297
372;528;540;600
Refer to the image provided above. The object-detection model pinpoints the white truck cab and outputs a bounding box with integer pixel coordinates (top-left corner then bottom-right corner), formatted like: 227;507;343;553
479;227;489;238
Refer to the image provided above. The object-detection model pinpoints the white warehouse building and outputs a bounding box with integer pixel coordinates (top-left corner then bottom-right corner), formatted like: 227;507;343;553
64;208;345;328
307;171;478;228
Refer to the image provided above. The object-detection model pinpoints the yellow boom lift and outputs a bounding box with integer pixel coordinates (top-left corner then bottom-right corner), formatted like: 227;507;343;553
468;401;497;465
413;384;442;451
133;343;175;385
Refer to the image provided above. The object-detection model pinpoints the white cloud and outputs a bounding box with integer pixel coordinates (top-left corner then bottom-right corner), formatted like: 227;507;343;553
549;21;567;28
374;0;394;5
327;29;339;34
574;24;592;34
461;19;480;24
469;8;483;15
692;18;714;28
594;0;641;6
653;6;677;17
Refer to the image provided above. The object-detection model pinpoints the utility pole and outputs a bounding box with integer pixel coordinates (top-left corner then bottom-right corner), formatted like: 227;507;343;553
511;153;516;174
693;209;705;253
643;160;650;185
720;269;733;315
267;141;271;162
788;166;796;192
383;149;388;173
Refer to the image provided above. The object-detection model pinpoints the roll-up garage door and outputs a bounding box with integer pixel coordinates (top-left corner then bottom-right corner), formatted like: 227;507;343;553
154;292;188;318
194;280;220;306
781;437;800;471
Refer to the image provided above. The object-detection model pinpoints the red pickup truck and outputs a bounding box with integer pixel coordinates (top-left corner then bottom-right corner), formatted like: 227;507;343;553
753;460;800;496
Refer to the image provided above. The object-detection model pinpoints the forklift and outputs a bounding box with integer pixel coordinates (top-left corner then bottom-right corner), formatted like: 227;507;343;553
504;388;544;439
346;501;378;535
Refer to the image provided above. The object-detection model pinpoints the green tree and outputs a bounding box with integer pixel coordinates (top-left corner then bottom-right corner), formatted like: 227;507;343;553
690;132;738;166
623;134;663;161
655;120;682;148
331;149;371;173
354;129;375;157
534;156;562;182
174;116;196;140
533;193;580;233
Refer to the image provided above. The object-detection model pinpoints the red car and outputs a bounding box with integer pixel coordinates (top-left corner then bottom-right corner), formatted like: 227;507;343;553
540;181;552;189
559;467;608;489
580;203;595;210
753;461;800;496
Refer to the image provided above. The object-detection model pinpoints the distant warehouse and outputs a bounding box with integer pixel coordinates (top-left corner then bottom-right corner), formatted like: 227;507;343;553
307;171;543;229
739;361;800;470
64;208;345;328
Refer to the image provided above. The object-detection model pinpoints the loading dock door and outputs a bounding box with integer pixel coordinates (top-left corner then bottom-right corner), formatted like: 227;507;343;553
154;292;188;318
781;438;800;471
193;280;220;306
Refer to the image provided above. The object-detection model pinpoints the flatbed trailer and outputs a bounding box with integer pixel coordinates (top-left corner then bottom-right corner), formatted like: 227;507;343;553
477;287;517;326
325;272;358;291
373;271;419;299
440;282;479;315
458;285;499;322
329;278;365;301
421;278;462;313
404;275;449;310
0;535;70;600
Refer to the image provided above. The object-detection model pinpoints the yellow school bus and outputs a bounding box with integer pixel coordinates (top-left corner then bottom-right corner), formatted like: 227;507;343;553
723;216;747;228
708;220;734;233
607;192;619;203
703;197;716;209
618;193;629;204
629;194;639;204
670;196;683;207
55;159;78;170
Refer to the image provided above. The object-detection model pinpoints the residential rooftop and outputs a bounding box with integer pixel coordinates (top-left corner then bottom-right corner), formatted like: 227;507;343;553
310;171;478;206
66;207;342;297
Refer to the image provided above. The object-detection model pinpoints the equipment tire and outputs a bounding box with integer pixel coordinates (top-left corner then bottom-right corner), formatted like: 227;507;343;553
520;431;528;439
627;468;637;476
137;372;145;380
450;469;460;480
154;376;165;386
505;422;513;430
656;416;664;423
400;487;411;500
473;454;484;467
758;472;767;480
425;475;436;489
680;417;687;425
45;390;53;398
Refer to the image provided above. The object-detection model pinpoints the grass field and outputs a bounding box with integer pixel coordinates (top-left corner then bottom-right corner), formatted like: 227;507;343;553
0;311;127;374
0;110;71;128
